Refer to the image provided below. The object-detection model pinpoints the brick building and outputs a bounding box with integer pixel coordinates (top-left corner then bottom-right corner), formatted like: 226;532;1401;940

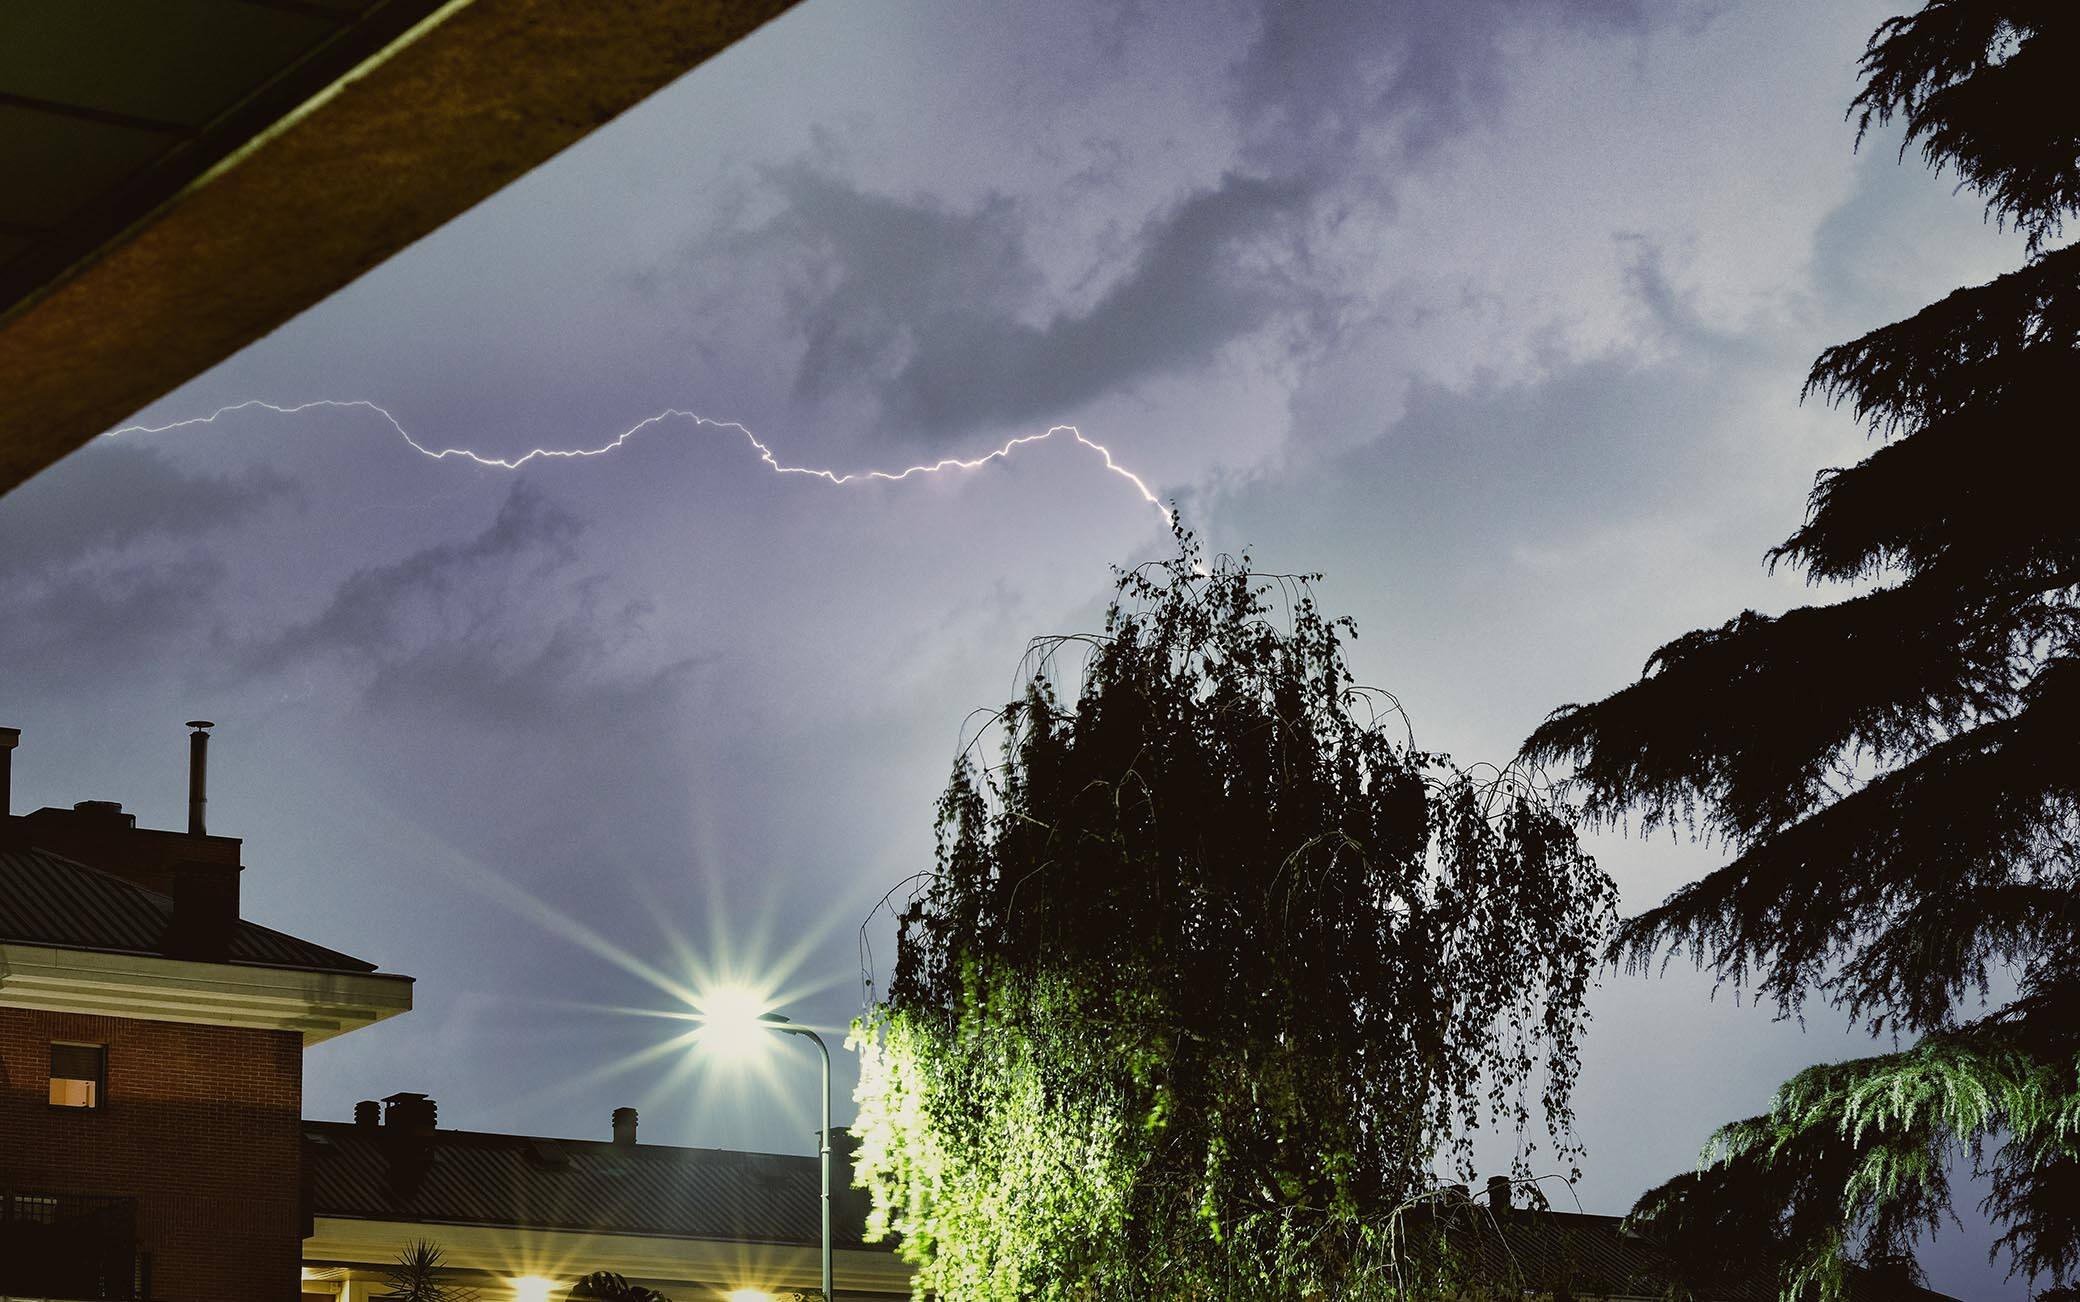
0;724;412;1301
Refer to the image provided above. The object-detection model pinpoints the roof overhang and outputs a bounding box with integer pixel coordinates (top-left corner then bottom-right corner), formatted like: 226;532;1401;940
306;1216;915;1295
0;941;412;1045
0;0;801;496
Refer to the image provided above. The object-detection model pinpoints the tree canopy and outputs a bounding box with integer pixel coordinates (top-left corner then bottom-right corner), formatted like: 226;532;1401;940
851;531;1617;1299
1523;4;2080;1298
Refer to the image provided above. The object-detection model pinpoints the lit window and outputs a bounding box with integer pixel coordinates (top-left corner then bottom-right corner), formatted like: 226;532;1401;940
49;1043;105;1108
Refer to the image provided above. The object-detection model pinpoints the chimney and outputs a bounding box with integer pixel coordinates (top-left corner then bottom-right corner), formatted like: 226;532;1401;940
1487;1175;1513;1212
382;1092;438;1136
165;857;240;960
1;726;18;815
186;721;213;837
354;1100;381;1129
611;1107;639;1147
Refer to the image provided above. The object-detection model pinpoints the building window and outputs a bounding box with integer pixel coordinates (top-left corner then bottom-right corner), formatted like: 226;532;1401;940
49;1043;105;1108
0;1191;144;1299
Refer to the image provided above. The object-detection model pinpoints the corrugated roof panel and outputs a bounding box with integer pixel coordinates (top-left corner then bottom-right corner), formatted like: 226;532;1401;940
305;1124;865;1248
0;843;378;973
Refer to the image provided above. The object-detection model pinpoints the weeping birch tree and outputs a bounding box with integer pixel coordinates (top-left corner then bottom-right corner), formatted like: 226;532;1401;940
852;532;1616;1299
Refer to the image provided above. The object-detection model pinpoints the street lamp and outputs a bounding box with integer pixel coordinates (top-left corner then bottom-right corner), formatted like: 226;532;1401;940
697;994;832;1302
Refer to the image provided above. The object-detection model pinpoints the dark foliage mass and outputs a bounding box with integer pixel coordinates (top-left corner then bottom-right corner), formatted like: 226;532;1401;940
566;1271;672;1301
1852;0;2078;252
853;531;1616;1299
1523;4;2080;1299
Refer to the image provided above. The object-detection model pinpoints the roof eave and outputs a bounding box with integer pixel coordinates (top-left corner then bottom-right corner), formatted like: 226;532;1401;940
0;939;413;1045
306;1216;912;1295
0;0;802;496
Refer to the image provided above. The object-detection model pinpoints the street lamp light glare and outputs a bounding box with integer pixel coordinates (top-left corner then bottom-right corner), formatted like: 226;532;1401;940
693;983;773;1060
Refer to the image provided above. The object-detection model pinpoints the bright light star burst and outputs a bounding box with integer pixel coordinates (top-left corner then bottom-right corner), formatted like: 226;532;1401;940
107;399;1175;529
692;982;776;1061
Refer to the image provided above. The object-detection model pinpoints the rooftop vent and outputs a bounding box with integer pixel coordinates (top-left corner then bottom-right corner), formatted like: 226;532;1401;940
612;1107;638;1147
71;800;135;828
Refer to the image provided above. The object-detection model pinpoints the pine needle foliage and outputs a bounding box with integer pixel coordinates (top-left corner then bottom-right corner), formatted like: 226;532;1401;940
853;530;1617;1299
1522;5;2080;1298
1851;0;2079;253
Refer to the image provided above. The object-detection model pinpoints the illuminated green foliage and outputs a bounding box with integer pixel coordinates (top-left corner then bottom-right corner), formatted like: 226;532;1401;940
853;530;1616;1298
1523;5;2080;1297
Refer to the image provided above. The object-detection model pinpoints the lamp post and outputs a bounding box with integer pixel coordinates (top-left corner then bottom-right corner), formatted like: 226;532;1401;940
762;1013;832;1302
698;996;832;1302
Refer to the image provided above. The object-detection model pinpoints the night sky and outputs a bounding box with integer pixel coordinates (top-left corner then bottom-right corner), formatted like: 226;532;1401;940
0;2;2034;1295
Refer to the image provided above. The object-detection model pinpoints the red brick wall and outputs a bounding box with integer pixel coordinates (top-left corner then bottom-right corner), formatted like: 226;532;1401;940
0;1006;304;1301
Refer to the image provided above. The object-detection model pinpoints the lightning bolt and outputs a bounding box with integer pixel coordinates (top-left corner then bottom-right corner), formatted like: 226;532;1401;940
106;399;1174;529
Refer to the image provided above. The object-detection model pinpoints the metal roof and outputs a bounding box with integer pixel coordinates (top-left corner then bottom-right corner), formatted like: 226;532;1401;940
1453;1207;1958;1302
1456;1208;1745;1301
0;842;378;974
305;1121;876;1248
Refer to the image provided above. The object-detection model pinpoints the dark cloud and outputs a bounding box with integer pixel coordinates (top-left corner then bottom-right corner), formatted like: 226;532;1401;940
735;167;1315;442
764;167;1041;407
1229;0;1659;171
240;484;692;724
1615;233;1753;356
0;556;226;687
0;443;297;686
0;441;297;578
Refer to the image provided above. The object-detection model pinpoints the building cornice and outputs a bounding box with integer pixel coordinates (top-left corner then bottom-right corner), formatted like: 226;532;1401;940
0;941;411;1045
306;1216;913;1295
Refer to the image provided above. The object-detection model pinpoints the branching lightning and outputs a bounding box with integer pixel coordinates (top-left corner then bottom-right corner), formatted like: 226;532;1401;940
108;399;1174;529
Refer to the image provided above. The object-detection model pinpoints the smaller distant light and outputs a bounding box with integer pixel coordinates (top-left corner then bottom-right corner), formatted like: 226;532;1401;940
725;1290;776;1302
511;1276;558;1302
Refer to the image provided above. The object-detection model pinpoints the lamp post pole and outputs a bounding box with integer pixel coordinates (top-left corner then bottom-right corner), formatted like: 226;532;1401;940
764;1015;832;1302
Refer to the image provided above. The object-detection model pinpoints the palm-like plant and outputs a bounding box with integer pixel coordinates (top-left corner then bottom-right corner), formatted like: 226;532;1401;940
376;1240;478;1302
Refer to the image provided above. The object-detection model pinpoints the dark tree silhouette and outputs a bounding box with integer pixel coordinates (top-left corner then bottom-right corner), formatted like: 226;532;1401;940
852;530;1617;1299
566;1271;672;1301
1523;5;2080;1299
376;1241;478;1302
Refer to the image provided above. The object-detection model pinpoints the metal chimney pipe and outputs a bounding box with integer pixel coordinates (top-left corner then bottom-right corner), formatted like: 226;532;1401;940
1;726;18;817
186;721;213;836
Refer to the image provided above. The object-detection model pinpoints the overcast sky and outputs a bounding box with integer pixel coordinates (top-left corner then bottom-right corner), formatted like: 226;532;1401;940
0;1;2037;1295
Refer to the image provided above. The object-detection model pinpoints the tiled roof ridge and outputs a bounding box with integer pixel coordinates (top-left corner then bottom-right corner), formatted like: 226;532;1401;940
305;1118;812;1161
